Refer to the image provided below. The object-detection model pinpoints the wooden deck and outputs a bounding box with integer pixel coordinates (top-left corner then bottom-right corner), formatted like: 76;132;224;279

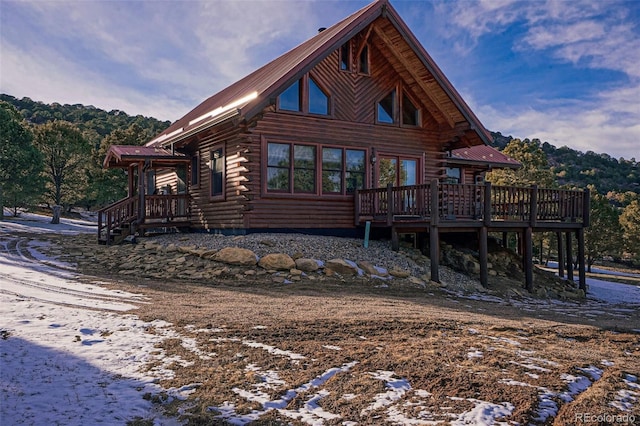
98;194;191;245
355;180;590;291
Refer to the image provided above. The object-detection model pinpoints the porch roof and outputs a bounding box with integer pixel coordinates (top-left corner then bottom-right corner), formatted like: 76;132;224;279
103;145;190;169
447;145;521;169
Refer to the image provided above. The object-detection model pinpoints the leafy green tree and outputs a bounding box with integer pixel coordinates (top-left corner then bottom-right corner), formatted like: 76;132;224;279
486;138;556;188
34;121;91;208
584;187;624;270
620;200;640;263
0;102;44;218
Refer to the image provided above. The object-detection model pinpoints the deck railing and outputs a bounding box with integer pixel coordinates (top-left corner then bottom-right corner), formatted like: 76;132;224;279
98;194;191;244
355;181;589;226
145;194;191;222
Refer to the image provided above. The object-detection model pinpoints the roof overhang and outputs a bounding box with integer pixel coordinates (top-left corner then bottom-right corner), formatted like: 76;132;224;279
103;145;190;169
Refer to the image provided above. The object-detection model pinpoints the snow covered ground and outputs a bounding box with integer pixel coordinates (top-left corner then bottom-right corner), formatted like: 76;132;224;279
1;211;639;425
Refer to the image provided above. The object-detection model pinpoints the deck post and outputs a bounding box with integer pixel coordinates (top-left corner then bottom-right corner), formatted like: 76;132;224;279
479;227;488;287
502;232;508;250
530;185;538;227
556;232;565;278
524;227;534;292
577;228;586;292
391;226;399;251
483;182;492;225
582;188;591;227
430;179;440;283
138;161;145;224
565;232;574;281
430;228;439;283
354;190;360;226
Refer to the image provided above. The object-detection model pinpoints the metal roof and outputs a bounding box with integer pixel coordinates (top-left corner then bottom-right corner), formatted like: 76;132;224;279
147;0;492;148
448;145;522;169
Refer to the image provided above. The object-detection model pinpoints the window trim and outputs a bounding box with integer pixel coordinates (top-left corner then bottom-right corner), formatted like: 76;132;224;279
209;145;226;201
375;84;423;128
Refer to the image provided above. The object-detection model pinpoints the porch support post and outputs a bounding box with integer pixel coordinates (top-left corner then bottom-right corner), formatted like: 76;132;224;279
128;164;135;197
502;232;508;250
391;226;399;251
556;232;565;278
524;227;534;292
565;232;574;282
138;161;145;225
479;227;488;288
577;228;586;292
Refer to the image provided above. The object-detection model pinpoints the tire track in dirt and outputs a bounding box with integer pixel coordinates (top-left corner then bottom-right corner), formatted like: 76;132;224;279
0;236;144;311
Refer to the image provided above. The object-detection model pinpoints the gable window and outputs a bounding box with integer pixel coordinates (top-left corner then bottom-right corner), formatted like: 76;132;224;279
210;146;225;198
279;79;302;112
376;87;422;127
402;93;420;126
277;75;330;116
358;45;369;75
377;89;396;124
308;77;329;115
340;43;351;71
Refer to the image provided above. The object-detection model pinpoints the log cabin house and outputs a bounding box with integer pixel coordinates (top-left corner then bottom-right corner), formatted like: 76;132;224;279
101;0;589;291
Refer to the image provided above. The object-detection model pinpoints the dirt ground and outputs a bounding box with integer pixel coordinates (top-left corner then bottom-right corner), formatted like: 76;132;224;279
32;232;640;424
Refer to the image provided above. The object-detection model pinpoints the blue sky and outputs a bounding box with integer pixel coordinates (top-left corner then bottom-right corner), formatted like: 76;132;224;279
1;0;638;161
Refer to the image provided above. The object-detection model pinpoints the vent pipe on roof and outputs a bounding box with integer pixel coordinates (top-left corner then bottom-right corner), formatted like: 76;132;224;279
318;27;326;33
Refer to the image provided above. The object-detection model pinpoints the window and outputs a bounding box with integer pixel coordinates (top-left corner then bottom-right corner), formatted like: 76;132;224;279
266;142;365;196
340;43;350;71
146;170;156;195
267;143;317;193
376;88;421;127
191;154;199;187
345;150;365;194
308;77;329;115
359;45;369;75
377;89;396;124
277;75;330;116
322;147;366;195
446;167;461;184
402;93;419;126
293;145;316;193
267;143;290;192
322;148;343;193
279;79;302;112
210;147;225;198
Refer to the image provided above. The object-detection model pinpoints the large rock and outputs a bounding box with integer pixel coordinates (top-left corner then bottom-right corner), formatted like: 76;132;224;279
258;253;295;271
357;260;389;277
213;247;258;266
295;258;321;272
325;259;359;276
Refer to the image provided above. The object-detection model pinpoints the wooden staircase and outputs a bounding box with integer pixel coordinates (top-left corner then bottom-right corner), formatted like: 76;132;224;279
98;194;192;245
97;197;139;245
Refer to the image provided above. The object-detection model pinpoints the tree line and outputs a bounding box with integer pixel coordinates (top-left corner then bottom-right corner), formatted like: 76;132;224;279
0;95;169;218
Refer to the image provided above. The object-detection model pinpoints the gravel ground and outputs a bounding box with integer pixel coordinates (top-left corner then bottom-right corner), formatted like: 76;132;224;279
147;231;483;292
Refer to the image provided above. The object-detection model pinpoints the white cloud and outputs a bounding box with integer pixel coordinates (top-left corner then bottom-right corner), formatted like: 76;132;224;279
475;83;640;160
